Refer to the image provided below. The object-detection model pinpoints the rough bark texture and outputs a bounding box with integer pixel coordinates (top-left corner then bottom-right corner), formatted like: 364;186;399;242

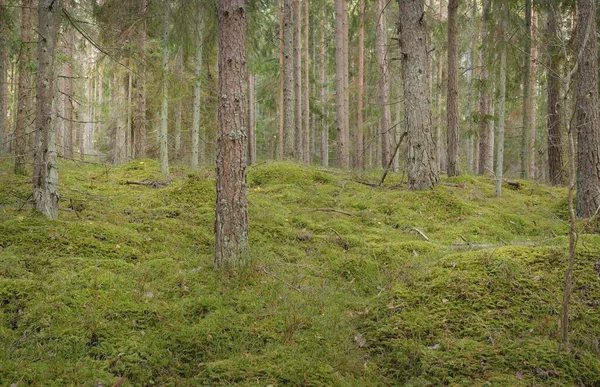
0;12;7;156
494;0;508;197
134;0;147;159
283;0;295;159
547;5;564;185
278;0;284;159
376;0;391;169
575;0;600;217
477;0;493;175
15;0;34;175
356;0;365;170
335;0;350;168
215;0;249;270
521;0;532;179
320;7;328;167
529;10;538;179
398;0;438;190
446;0;460;176
33;0;61;219
159;4;170;176
114;73;126;164
191;10;204;170
294;0;302;160
303;0;310;164
248;73;256;165
174;46;183;161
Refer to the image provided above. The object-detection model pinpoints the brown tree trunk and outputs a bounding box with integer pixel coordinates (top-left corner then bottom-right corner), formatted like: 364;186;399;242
33;0;61;219
357;0;365;170
15;0;34;175
134;0;147;159
547;4;564;185
494;0;508;197
320;6;328;167
0;11;7;156
446;0;460;176
215;0;249;270
174;46;183;161
529;9;538;179
159;3;170;175
398;0;438;190
294;0;302;160
376;0;391;169
477;0;493;175
521;0;532;179
335;0;350;168
575;0;600;217
191;8;204;169
278;0;284;160
283;0;295;159
303;0;310;164
248;73;256;165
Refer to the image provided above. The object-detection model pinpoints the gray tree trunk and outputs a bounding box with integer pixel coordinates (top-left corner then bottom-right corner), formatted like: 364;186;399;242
174;46;183;161
134;0;147;159
248;73;256;165
477;0;493;175
33;0;61;219
529;10;538;179
398;0;439;190
357;0;365;170
303;0;310;164
294;0;302;160
335;0;350;168
547;4;564;185
0;13;7;156
160;4;170;175
278;0;284;160
320;7;328;167
283;0;295;159
191;10;204;170
376;0;391;169
446;0;460;176
521;0;532;179
215;0;249;270
494;0;508;197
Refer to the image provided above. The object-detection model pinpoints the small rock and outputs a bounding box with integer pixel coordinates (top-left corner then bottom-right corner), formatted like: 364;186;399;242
428;343;440;350
354;333;366;348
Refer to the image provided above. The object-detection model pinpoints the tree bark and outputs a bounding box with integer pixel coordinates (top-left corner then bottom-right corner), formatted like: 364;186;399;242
446;0;460;176
283;0;295;159
547;4;564;185
303;0;310;164
521;0;532;179
248;73;256;165
15;0;34;175
191;10;204;170
174;46;183;161
33;0;61;219
134;0;147;159
529;9;538;179
376;0;391;169
398;0;438;190
575;0;600;217
494;0;508;197
159;3;170;175
215;0;249;270
477;0;493;175
294;0;302;160
0;10;7;156
320;6;328;167
357;0;365;170
278;0;284;160
335;0;350;168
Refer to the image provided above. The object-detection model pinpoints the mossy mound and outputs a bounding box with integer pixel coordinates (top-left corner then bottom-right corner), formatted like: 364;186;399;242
0;160;598;386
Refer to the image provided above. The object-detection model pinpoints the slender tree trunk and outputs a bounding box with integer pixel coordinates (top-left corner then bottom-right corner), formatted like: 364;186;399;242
320;7;328;167
446;0;460;176
15;0;34;175
478;0;493;175
174;46;183;161
376;0;391;169
160;4;170;175
294;0;302;160
521;0;532;179
278;0;284;160
465;0;477;173
0;12;7;156
529;9;538;179
248;73;256;165
398;0;438;190
494;0;508;197
126;69;132;160
335;0;350;168
191;10;204;170
575;0;600;217
33;0;61;219
114;73;126;164
85;45;95;158
215;0;249;270
435;0;444;172
547;5;564;185
283;0;295;159
357;0;365;170
342;0;350;167
303;0;310;164
134;0;147;159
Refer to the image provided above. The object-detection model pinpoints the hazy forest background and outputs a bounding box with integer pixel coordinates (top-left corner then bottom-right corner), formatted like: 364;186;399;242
1;0;600;385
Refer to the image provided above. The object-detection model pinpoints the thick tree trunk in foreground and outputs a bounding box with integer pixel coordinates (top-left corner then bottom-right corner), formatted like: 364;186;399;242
376;0;391;169
398;0;438;190
215;0;249;270
494;0;508;197
33;0;61;219
283;0;295;159
159;4;170;175
335;0;349;168
575;0;600;217
191;10;204;170
547;5;564;185
446;0;460;176
15;0;34;175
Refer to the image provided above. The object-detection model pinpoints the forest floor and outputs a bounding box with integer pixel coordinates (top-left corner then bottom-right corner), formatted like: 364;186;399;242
0;159;599;386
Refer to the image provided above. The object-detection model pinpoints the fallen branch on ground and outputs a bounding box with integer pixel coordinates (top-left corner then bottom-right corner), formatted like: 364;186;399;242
314;208;355;216
410;228;431;242
124;180;171;188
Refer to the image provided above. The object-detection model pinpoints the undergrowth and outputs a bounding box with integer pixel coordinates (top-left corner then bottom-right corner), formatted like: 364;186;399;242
0;160;598;386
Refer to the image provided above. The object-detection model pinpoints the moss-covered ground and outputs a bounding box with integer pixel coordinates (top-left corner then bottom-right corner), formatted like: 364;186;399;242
0;160;598;386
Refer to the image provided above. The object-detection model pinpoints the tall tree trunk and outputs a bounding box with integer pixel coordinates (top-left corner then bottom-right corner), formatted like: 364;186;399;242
33;0;61;219
134;0;147;159
0;11;7;156
294;0;302;160
335;0;350;168
465;0;478;173
191;10;204;170
174;46;183;161
85;45;95;158
398;0;438;190
529;9;538;179
494;0;508;197
376;0;391;169
159;4;170;176
303;0;310;164
356;0;365;170
477;0;493;175
521;0;532;179
547;4;564;185
435;0;444;172
575;0;600;217
320;6;328;167
283;0;295;159
446;0;460;176
114;73;126;163
278;0;284;160
342;0;350;167
248;73;256;165
215;0;249;270
15;0;34;175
